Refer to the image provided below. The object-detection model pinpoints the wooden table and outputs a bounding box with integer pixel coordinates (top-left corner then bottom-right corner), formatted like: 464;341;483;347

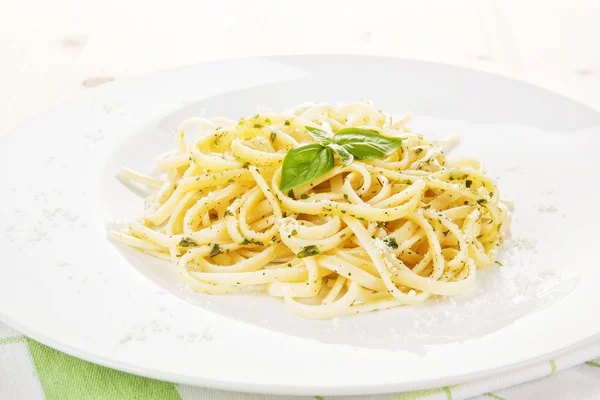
1;0;599;134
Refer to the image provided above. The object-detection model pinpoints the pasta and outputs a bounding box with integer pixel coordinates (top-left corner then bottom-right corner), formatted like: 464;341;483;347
108;101;511;319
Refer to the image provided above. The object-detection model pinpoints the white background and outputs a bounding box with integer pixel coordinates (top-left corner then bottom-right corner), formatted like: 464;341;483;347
1;0;599;134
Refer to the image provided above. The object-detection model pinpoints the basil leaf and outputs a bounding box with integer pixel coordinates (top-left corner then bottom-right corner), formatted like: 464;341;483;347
333;128;402;160
279;144;334;191
305;126;333;145
327;143;354;166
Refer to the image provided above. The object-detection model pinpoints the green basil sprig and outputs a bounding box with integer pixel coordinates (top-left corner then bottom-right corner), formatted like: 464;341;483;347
279;126;402;191
280;143;334;192
333;128;404;160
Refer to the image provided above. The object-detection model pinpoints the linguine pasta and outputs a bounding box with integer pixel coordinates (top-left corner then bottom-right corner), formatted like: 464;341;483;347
109;101;511;319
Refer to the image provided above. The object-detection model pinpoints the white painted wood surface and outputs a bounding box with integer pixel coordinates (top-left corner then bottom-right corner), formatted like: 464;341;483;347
1;0;599;134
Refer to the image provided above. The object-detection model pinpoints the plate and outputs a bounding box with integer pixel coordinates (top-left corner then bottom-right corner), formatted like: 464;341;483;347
1;55;600;396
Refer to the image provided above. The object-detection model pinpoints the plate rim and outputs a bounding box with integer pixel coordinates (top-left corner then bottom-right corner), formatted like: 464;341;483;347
3;310;598;396
3;53;600;140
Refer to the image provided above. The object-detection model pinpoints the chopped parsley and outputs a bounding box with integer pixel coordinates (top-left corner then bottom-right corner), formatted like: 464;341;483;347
178;237;197;247
377;221;389;229
209;243;222;258
270;132;277;142
291;229;298;236
415;148;423;155
477;199;488;205
300;194;309;200
253;123;263;129
227;178;235;183
495;261;503;266
288;189;296;199
465;179;472;188
225;210;234;217
442;230;450;237
264;118;272;125
213;132;225;146
383;237;399;249
284;120;291;126
297;245;320;258
343;194;348;200
240;238;264;246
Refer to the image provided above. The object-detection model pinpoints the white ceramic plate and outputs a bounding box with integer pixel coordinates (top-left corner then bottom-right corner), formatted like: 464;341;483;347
1;55;600;396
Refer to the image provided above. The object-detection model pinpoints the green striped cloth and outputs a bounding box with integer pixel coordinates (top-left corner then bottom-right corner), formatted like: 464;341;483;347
2;322;600;400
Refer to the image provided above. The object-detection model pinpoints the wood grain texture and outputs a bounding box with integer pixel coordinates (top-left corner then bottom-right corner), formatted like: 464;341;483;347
0;0;598;134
